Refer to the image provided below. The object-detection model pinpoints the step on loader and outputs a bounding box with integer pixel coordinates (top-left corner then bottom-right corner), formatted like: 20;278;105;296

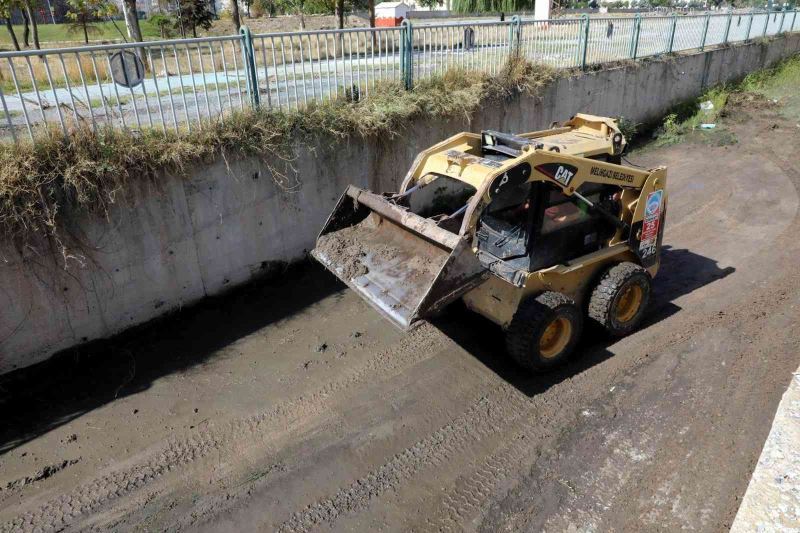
311;114;667;370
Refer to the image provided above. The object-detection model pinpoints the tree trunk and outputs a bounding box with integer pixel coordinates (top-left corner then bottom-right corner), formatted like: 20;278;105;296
21;9;30;48
231;0;241;32
122;0;148;68
297;10;305;29
176;1;186;38
4;18;21;51
368;0;375;27
82;21;89;44
24;2;39;50
192;24;197;37
335;0;344;29
122;0;143;43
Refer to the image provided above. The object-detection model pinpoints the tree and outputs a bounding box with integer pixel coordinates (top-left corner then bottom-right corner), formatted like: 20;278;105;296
276;0;305;28
66;0;117;44
367;0;373;27
149;12;175;37
251;0;276;16
0;0;21;51
21;6;29;46
22;0;40;49
174;0;214;37
335;0;343;28
450;0;532;12
230;0;241;31
122;0;143;43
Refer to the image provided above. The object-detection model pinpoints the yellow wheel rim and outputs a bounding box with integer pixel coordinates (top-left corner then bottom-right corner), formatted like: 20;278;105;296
539;317;572;359
615;284;643;323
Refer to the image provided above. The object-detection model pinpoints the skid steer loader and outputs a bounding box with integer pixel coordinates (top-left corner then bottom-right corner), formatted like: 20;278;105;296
311;114;667;370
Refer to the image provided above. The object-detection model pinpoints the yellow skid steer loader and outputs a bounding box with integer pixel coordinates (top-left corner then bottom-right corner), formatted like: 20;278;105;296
312;114;667;370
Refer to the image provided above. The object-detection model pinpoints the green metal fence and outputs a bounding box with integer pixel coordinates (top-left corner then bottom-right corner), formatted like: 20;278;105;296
1;9;799;142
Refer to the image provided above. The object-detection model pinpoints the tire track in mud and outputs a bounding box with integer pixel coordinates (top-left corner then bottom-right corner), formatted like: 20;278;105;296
277;323;691;532
424;279;797;532
1;324;449;533
275;364;602;533
277;384;530;533
279;273;796;533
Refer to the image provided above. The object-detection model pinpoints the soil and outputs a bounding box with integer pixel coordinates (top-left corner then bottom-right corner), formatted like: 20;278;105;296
315;225;372;280
2;98;800;533
316;216;444;289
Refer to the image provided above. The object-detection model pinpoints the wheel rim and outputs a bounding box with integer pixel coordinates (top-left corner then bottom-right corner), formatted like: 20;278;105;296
614;283;643;323
539;317;572;359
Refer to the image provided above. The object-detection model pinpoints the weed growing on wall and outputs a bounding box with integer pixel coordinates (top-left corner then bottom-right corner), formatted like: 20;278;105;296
0;57;555;264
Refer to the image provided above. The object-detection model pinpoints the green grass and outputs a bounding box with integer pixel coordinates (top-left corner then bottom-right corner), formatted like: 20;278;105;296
0;20;163;47
653;86;732;147
648;54;800;148
739;53;800;117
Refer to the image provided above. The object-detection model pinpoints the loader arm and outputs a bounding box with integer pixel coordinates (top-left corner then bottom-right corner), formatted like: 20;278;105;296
529;150;652;190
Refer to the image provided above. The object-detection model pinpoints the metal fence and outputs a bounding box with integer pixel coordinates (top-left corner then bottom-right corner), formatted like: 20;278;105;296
1;9;799;143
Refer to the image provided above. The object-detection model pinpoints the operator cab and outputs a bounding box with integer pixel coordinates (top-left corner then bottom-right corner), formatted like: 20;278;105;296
476;174;622;285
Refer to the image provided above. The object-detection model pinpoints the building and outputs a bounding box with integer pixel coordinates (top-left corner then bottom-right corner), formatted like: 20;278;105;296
375;1;410;26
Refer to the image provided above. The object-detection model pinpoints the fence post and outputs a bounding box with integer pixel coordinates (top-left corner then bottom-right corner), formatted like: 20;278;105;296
629;14;642;59
666;14;678;53
792;9;798;32
763;10;769;37
700;13;711;50
579;14;590;70
400;20;413;91
239;26;260;108
745;9;755;41
722;10;733;44
509;15;522;56
779;8;786;33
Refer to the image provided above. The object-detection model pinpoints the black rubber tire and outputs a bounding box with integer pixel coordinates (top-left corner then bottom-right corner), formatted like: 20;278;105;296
588;262;652;337
505;291;583;371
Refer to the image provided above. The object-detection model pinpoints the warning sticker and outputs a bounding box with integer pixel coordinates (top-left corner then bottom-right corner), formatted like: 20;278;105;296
639;189;663;258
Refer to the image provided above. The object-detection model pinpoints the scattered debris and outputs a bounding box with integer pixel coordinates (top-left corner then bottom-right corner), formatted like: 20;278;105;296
1;458;81;493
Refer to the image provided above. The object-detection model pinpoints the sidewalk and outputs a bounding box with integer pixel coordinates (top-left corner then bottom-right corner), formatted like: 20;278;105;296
731;365;800;532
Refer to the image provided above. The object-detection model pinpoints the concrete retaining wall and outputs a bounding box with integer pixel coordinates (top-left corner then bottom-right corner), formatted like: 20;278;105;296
2;34;799;374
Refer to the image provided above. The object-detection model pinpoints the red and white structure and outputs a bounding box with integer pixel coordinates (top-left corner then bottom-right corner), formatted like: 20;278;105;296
375;1;410;27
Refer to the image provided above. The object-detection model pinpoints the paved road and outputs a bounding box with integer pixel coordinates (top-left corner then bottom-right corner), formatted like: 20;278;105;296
1;95;799;532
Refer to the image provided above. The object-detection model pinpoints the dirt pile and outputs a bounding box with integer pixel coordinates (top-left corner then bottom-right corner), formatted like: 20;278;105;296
314;217;444;286
315;227;371;280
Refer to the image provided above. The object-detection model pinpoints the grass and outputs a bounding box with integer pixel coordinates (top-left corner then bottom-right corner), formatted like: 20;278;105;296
738;53;800;116
652;86;732;147
0;20;163;47
646;53;800;148
0;57;555;262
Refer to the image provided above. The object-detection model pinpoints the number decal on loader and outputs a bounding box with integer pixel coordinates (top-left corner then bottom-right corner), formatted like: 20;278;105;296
639;189;663;258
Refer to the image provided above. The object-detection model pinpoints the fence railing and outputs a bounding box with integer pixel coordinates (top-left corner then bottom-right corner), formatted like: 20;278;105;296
1;9;799;143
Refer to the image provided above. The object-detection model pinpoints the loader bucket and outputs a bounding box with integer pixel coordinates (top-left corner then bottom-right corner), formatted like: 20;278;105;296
311;186;488;330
